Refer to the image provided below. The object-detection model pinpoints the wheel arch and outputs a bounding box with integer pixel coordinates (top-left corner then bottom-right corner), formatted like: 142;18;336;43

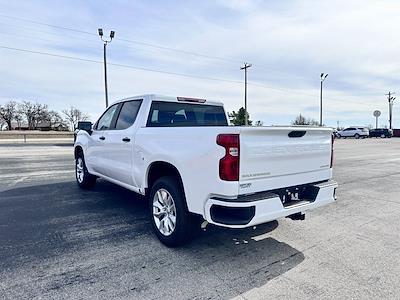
74;145;84;159
146;161;185;197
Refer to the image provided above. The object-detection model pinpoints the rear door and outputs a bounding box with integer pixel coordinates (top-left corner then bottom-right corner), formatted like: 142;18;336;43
238;127;333;195
102;100;142;185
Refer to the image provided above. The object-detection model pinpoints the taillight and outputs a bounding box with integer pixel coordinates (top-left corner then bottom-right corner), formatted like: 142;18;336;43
330;133;334;168
217;134;240;181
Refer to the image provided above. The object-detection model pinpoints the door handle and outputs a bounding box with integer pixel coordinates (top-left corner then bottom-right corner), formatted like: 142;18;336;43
99;136;105;140
122;137;131;142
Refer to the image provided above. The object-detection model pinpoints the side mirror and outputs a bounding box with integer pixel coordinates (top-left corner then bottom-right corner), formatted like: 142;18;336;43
77;121;93;134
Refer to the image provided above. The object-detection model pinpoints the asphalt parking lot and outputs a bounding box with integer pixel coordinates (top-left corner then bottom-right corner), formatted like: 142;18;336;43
1;138;400;299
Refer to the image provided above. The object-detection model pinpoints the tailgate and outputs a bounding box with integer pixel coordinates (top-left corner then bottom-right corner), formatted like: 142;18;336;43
239;127;332;195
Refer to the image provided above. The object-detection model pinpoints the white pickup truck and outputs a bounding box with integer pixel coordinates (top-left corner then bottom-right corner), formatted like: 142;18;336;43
74;94;337;246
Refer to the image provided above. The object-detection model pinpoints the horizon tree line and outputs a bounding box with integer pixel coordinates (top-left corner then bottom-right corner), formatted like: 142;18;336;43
0;100;89;131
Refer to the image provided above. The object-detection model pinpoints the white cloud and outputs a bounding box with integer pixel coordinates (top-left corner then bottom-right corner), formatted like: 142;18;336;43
0;0;399;128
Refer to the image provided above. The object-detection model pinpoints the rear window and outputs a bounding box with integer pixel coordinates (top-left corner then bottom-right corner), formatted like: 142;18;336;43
146;101;228;127
116;100;142;130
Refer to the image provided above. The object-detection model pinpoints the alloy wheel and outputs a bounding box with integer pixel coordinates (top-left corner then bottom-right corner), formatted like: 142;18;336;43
152;188;177;236
76;158;84;183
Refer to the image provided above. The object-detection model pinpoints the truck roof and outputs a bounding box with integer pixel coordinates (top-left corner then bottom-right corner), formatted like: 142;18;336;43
110;94;224;107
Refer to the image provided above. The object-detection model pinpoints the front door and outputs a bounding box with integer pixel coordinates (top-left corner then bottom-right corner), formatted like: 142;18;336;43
101;99;142;186
86;103;120;176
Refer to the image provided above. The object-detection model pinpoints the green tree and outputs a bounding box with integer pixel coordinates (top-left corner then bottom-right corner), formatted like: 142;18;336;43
228;107;252;126
292;114;319;126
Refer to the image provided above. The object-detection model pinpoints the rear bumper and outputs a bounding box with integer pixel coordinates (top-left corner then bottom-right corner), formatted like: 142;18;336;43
204;180;338;228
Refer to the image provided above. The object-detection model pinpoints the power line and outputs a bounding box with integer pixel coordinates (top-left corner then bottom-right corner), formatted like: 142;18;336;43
0;14;97;37
0;45;379;107
0;14;240;64
0;13;389;97
0;45;243;84
0;14;390;99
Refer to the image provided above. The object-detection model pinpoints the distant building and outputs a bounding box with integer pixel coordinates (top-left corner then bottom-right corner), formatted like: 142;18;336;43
10;121;29;130
10;121;69;131
36;121;69;131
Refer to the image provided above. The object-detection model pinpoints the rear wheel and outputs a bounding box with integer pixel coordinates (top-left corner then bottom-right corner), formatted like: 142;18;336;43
354;133;360;139
149;176;192;247
75;154;96;189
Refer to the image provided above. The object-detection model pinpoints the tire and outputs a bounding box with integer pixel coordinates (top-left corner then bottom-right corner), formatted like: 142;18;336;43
381;134;385;138
354;133;360;139
75;153;96;189
336;134;341;139
149;176;192;247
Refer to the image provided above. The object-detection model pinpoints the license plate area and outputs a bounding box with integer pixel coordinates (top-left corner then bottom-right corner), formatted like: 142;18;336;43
272;184;320;207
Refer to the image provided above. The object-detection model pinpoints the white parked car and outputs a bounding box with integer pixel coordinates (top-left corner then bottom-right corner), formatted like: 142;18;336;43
74;94;337;246
337;127;369;139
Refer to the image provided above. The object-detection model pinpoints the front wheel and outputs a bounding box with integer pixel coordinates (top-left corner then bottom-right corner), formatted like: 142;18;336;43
354;133;360;139
149;176;192;247
75;155;96;189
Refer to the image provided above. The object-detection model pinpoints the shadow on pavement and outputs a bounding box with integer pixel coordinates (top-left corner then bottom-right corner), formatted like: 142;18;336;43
0;180;305;299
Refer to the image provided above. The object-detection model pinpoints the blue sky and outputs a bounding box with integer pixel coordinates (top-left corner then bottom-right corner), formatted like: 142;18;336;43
1;0;399;127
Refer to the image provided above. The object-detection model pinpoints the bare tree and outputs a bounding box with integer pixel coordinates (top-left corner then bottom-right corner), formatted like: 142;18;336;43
19;101;36;130
33;103;49;128
0;101;18;130
0;114;5;131
62;106;89;131
47;110;64;128
19;101;49;130
292;114;319;126
14;114;23;130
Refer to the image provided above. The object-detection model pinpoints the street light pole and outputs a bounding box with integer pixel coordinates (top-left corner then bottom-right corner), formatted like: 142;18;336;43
103;42;108;108
98;28;115;108
240;62;252;126
320;73;328;126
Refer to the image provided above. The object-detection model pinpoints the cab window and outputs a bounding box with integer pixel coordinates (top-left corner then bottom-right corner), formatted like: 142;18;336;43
115;100;142;130
95;104;119;130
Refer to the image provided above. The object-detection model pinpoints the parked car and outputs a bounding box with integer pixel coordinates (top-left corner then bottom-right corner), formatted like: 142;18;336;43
369;128;393;138
337;127;369;139
74;94;337;246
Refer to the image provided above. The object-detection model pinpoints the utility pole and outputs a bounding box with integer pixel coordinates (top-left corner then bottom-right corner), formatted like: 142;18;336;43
98;28;115;108
320;73;328;126
386;92;396;129
240;62;252;126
